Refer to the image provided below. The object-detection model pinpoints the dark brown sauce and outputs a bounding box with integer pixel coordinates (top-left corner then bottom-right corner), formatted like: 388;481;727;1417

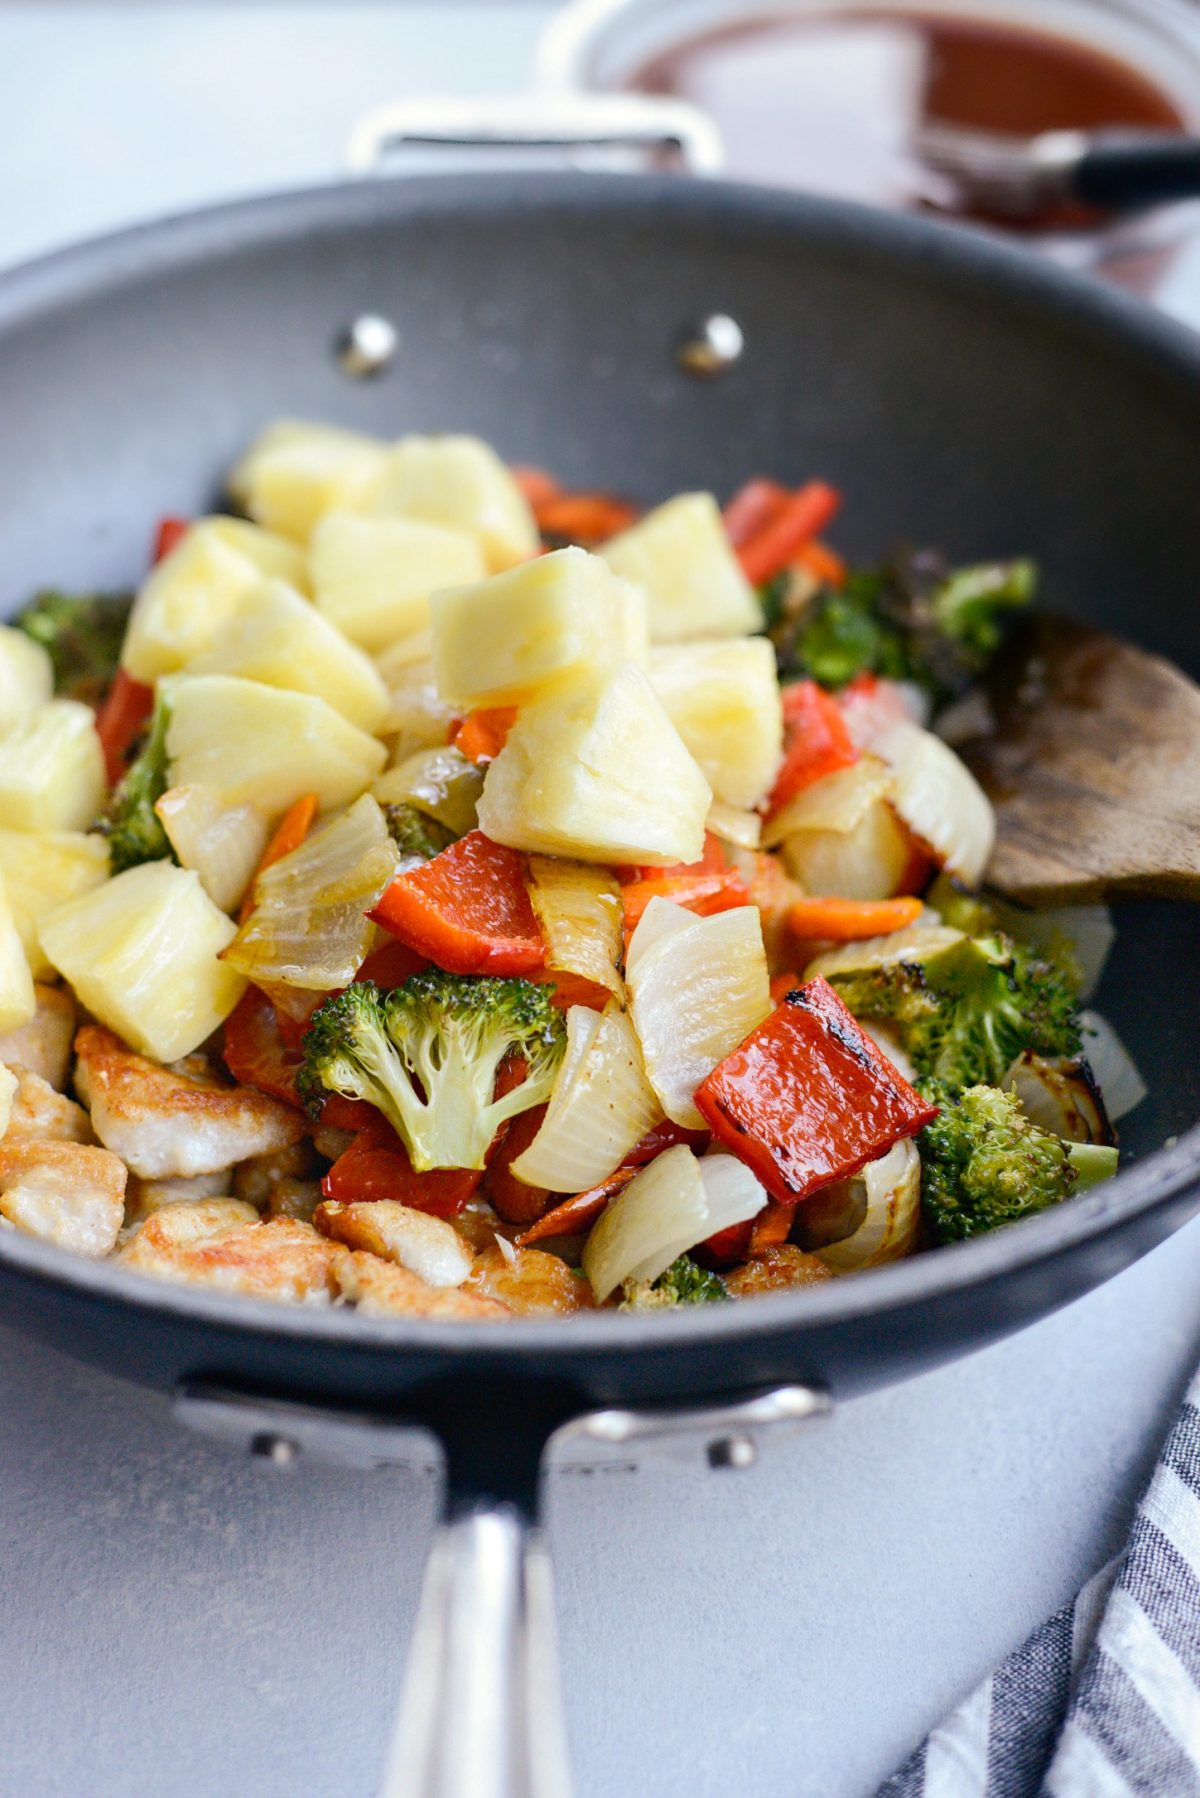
632;10;1185;224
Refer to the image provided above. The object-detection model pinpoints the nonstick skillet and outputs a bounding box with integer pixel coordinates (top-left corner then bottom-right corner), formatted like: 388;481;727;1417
1;170;1199;1797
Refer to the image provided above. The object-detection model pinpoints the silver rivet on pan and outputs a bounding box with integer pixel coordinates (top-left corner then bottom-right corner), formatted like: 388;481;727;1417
707;1434;756;1470
677;312;744;378
251;1432;299;1466
335;313;398;378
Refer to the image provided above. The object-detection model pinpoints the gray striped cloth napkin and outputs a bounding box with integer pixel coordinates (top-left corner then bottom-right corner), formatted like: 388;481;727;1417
877;1367;1200;1797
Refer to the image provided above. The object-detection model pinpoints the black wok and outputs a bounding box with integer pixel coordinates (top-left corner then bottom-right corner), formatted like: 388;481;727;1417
1;172;1199;1795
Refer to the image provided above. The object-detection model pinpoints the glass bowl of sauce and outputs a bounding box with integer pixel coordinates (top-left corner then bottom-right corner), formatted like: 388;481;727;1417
540;0;1200;285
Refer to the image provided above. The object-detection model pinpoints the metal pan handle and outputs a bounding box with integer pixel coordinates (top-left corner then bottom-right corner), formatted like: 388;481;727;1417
380;1504;572;1798
345;93;725;178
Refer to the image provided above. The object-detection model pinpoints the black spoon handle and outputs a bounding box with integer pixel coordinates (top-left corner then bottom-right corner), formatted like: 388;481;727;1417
1074;133;1200;210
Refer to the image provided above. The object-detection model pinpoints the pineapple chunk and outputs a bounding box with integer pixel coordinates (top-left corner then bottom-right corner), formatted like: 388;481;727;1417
187;579;388;731
167;675;386;815
0;829;109;977
431;547;647;708
601;493;762;642
0;874;36;1033
311;513;486;653
477;660;711;865
38;862;246;1061
0;700;105;831
121;517;308;681
228;419;388;541
648;638;783;809
0;625;53;732
360;434;538;571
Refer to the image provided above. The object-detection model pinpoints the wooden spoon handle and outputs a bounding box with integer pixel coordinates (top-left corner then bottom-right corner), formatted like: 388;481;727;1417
959;617;1200;907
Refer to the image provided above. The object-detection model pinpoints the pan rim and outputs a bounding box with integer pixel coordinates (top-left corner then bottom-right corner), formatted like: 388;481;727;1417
1;168;1198;1359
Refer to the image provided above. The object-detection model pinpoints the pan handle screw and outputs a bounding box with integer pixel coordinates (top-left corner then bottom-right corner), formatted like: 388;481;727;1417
251;1432;299;1467
708;1433;756;1470
335;313;398;378
677;312;744;378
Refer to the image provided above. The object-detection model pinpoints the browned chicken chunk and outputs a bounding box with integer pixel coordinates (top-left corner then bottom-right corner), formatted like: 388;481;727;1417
75;1025;305;1179
0;1138;126;1257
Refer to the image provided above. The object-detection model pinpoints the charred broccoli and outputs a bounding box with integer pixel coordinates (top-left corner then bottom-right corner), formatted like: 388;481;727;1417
920;1082;1117;1243
298;973;566;1171
828;930;1081;1097
621;1255;728;1310
383;802;455;863
99;689;174;874
15;588;132;703
769;550;1035;703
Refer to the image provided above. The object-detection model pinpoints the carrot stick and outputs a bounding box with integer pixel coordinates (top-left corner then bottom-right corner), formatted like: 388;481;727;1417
452;706;518;766
787;895;923;942
511;465;562;506
794;539;847;588
722;479;789;548
534;493;639;544
238;793;318;924
515;1167;637;1247
751;1200;794;1253
738;482;841;586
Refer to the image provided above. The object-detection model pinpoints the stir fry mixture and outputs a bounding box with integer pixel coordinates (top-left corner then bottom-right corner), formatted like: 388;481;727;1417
0;425;1144;1320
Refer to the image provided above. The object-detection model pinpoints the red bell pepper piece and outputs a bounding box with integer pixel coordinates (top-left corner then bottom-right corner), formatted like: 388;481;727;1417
621;1119;709;1166
152;515;191;564
767;679;859;816
737;482;841;586
321;1135;483;1219
222;988;304;1110
701;1221;754;1266
485;1102;551;1225
95;668;155;785
618;831;727;885
533;493;639;544
620;867;751;935
370;830;545;977
695;975;938;1205
354;937;428;991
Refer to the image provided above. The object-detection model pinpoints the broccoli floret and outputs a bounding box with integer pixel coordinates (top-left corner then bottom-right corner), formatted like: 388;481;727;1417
829;930;1081;1097
620;1255;729;1310
15;588;132;703
919;1082;1116;1242
297;973;566;1172
382;803;455;863
98;690;175;874
771;551;1035;702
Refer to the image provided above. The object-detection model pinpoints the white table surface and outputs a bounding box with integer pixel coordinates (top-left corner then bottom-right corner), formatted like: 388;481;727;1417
2;8;1200;1796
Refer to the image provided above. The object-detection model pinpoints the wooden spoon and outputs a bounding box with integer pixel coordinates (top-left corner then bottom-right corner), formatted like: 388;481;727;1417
956;615;1200;907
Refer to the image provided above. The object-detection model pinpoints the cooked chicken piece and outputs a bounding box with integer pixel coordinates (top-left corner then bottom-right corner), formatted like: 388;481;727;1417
0;1139;125;1257
233;1141;319;1207
2;1065;94;1143
0;984;75;1090
120;1211;341;1305
75;1024;305;1179
124;1170;232;1224
723;1245;834;1297
265;1179;323;1225
450;1198;518;1255
463;1244;595;1316
335;1249;509;1320
122;1197;259;1250
316;1199;474;1288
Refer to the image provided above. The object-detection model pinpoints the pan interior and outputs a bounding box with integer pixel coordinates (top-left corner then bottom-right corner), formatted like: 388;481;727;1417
0;174;1195;1270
